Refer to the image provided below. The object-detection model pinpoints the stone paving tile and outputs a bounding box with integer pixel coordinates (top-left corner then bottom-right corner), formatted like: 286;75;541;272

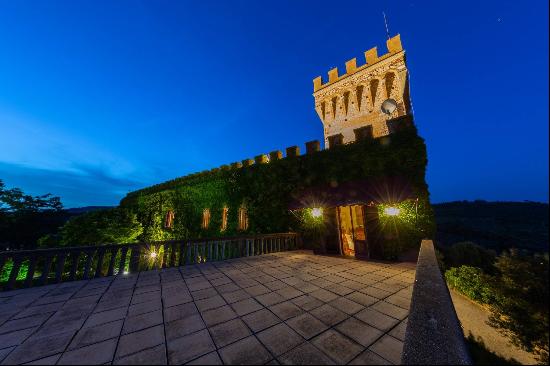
116;325;165;359
309;304;349;327
256;322;304;356
219;335;272;365
186;351;223;365
269;301;304;321
242;308;280;333
0;313;51;335
221;289;250;304
369;335;404;365
163;302;198;323
24;353;62;365
349;349;392;365
291;295;323;311
354;308;400;332
209;319;251;348
167;329;215;364
69;319;123;350
230;298;263;316
0;327;37;348
278;341;334;365
336;317;384;347
389;319;408;341
201;305;238;327
85;307;128;328
311;329;363;364
122;309;163;334
2;329;76;365
113;344;167;365
165;314;205;341
285;313;328;340
0;251;414;365
58;338;118;365
371;301;409;320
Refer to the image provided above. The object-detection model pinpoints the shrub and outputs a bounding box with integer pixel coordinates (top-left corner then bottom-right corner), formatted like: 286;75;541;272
445;265;497;304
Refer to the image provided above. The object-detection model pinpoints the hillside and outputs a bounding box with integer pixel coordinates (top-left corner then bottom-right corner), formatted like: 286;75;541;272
433;201;549;253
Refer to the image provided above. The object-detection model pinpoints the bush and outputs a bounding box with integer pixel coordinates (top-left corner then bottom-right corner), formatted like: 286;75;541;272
445;265;497;304
59;208;143;245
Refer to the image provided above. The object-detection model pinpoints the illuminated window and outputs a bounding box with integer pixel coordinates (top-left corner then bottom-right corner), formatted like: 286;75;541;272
221;207;229;231
238;206;249;231
202;209;210;229
164;210;175;229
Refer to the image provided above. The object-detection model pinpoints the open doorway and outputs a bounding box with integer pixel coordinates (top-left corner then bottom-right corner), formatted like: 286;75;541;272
337;205;369;259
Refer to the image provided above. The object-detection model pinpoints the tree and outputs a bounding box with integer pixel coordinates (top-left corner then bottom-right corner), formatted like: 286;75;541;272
0;179;65;250
59;207;143;246
488;250;549;364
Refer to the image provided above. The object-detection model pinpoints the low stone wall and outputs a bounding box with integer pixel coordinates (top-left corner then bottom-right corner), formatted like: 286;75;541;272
401;239;471;365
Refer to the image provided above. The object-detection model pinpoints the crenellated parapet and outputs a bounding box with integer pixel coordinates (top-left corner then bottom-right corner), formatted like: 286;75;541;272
312;34;412;146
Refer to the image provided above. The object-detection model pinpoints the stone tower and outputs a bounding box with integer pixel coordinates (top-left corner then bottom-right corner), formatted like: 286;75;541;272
313;34;411;147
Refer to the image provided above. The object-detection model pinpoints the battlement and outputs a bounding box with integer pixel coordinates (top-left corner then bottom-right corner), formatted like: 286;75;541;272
313;34;403;93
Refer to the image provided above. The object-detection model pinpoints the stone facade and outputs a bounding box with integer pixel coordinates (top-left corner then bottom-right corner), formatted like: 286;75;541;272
313;35;411;147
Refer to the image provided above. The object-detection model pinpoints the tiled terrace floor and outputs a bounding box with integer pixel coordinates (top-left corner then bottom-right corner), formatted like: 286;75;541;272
0;250;415;365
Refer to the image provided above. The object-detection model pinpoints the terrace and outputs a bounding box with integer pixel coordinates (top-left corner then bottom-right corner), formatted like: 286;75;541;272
0;250;414;365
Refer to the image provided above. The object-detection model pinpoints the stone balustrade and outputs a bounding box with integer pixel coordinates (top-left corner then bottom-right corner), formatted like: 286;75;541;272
0;233;300;292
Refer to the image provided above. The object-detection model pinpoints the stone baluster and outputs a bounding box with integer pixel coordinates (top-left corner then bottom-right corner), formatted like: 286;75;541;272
68;250;81;281
107;248;117;277
129;245;141;273
39;255;54;285
55;252;68;283
24;255;37;288
94;248;106;278
6;255;23;291
118;247;128;275
82;250;94;280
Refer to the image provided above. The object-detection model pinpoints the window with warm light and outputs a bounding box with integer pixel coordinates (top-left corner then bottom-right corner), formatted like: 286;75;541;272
238;206;249;231
202;208;210;229
164;210;174;229
221;207;229;231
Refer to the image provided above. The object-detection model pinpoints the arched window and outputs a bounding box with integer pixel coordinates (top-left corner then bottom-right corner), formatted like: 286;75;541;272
221;207;229;231
164;210;175;229
202;209;210;229
238;206;249;231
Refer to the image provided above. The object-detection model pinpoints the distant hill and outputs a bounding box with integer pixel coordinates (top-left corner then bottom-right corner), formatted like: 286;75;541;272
433;201;549;253
65;206;114;215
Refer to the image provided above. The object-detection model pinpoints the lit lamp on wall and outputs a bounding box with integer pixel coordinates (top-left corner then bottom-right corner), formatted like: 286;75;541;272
384;206;401;217
311;207;323;218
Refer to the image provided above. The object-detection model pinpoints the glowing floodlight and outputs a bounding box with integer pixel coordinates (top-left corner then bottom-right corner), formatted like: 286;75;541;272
311;207;323;218
149;251;158;259
384;206;401;216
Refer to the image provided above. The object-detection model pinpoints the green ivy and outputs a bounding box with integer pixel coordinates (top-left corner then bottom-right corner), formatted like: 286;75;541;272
120;127;435;256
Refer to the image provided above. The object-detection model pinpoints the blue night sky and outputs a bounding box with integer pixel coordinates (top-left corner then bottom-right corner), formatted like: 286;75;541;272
0;0;548;208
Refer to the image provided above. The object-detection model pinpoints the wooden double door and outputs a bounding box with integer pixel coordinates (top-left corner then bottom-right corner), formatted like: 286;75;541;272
335;205;382;259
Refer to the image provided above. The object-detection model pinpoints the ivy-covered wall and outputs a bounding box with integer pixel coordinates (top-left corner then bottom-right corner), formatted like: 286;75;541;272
120;125;434;253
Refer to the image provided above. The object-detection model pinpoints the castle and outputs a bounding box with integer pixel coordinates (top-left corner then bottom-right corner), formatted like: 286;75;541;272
121;35;432;260
313;35;411;146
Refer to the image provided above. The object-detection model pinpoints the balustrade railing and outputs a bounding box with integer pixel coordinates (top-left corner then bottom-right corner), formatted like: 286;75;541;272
0;232;300;292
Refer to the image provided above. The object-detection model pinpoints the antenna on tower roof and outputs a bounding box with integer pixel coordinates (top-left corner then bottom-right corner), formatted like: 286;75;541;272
383;12;391;40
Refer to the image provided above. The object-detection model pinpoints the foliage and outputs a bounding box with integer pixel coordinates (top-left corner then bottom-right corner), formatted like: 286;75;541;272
0;179;66;250
441;241;496;273
446;251;549;364
488;250;549;364
445;265;498;304
376;200;431;259
59;207;143;246
120;128;434;259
